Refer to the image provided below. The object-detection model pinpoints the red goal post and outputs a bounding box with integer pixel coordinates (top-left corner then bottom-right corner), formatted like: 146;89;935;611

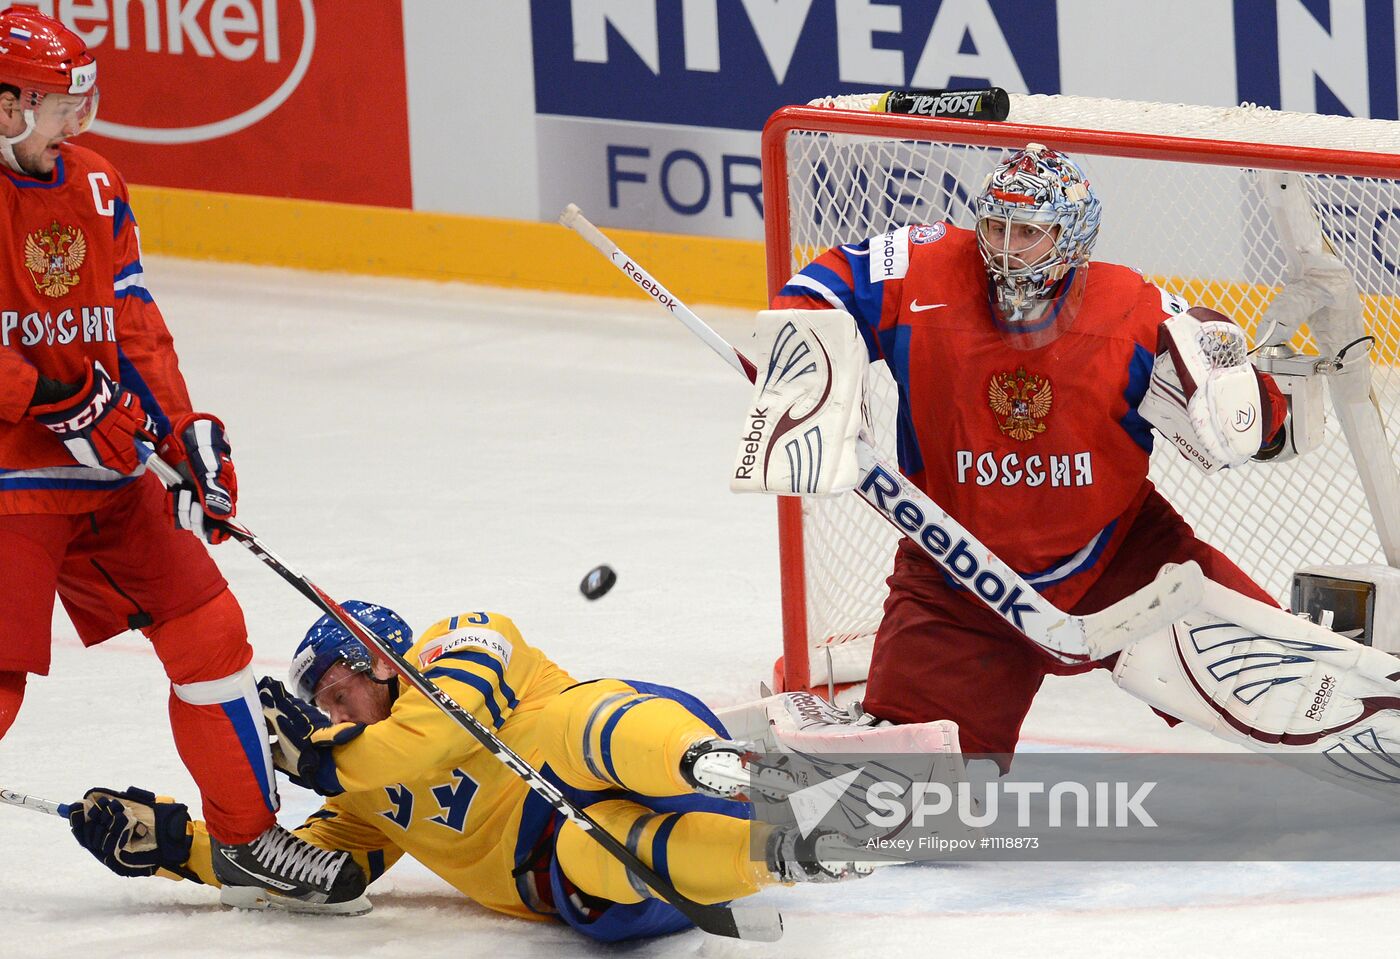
760;94;1400;694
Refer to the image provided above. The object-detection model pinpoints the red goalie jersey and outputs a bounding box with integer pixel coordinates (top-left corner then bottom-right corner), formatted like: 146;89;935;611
0;144;193;515
772;223;1285;610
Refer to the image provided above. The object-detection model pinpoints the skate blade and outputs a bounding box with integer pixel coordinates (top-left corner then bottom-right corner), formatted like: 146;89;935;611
219;884;373;917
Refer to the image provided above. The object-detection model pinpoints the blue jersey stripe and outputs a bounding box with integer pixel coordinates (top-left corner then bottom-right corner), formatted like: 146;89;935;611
113;285;153;302
775;283;835;306
846;245;889;341
886;325;925;476
0;474;139;492
1022;519;1118;589
1119;343;1156;453
112;196;135;238
115;345;171;436
430;649;519;708
940;519;1118;595
798;262;858;317
6;155;65;189
423;666;505;727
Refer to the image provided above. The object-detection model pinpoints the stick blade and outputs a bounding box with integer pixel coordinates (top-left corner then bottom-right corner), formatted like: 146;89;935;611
715;905;784;942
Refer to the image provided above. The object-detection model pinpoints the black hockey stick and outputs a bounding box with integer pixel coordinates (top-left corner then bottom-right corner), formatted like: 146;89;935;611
139;450;782;942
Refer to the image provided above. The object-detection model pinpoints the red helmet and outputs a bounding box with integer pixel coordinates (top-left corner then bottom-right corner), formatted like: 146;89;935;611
0;6;96;96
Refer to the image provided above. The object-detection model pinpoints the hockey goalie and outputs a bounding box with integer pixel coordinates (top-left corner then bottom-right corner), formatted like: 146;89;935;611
737;143;1400;802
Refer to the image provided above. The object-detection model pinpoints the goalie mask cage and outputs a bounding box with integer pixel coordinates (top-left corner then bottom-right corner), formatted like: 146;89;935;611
762;94;1400;693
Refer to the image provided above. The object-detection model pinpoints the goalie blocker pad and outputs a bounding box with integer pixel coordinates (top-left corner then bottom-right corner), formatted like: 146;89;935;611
731;309;868;496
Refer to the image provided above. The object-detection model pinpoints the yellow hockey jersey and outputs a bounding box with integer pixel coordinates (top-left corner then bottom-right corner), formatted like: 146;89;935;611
293;610;578;920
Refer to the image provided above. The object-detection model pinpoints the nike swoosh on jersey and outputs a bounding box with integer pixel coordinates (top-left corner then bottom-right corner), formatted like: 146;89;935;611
908;301;946;312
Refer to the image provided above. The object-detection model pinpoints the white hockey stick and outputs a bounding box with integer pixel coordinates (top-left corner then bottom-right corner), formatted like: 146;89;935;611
560;204;1203;662
1;787;69;818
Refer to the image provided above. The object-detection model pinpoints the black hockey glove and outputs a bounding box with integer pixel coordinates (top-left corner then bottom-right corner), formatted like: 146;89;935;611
258;677;365;797
68;786;196;879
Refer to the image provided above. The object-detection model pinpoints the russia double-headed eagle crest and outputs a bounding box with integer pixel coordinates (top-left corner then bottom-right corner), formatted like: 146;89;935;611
988;366;1053;441
24;221;87;298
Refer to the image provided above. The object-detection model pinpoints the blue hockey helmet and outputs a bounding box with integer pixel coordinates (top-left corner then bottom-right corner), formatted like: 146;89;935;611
288;601;413;702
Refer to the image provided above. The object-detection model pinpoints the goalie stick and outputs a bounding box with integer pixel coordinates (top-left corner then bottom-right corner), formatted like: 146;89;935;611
559;204;1203;664
136;447;782;943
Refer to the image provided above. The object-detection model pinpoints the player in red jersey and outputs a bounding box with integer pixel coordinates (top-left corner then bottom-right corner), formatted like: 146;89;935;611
770;145;1292;764
0;7;364;910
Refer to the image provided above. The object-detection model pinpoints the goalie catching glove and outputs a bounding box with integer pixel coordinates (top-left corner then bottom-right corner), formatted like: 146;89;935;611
1138;307;1285;473
731;309;869;496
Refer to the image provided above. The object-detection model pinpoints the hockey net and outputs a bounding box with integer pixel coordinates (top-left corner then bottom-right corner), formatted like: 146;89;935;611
762;93;1400;692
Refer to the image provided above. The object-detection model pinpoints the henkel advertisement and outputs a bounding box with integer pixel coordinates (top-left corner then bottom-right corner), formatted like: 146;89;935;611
13;0;411;207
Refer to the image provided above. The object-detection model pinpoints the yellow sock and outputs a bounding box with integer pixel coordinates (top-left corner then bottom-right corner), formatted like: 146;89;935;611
554;800;773;906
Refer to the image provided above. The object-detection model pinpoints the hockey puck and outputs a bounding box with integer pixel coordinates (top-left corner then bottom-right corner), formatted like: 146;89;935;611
580;565;617;600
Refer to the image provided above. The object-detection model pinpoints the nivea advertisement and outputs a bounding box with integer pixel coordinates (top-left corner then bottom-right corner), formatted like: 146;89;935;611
530;0;1400;239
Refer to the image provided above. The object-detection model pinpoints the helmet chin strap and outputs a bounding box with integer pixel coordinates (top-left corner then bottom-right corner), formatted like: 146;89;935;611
0;109;39;175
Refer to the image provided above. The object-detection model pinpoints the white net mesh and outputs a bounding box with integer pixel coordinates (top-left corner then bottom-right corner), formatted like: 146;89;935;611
775;94;1400;686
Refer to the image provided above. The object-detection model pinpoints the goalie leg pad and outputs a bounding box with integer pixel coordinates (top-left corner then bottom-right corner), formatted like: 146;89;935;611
731;309;869;496
1112;574;1400;799
716;691;971;842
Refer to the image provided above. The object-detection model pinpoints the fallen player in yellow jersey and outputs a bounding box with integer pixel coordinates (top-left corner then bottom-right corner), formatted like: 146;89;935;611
65;602;873;941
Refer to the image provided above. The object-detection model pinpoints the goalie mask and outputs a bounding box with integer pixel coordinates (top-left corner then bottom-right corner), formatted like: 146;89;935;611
0;7;99;175
289;601;413;702
975;144;1101;350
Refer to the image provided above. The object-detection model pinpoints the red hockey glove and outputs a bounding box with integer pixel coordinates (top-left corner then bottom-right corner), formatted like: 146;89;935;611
30;360;154;474
158;412;238;545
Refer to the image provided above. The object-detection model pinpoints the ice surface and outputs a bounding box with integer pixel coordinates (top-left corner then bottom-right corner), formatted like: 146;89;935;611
5;258;1399;958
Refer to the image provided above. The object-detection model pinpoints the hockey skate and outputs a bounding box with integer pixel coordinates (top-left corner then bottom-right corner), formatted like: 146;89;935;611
680;738;798;801
212;823;371;916
765;824;874;884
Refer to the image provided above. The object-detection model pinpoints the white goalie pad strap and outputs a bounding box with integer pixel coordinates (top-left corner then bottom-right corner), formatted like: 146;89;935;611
1137;309;1263;473
731;309;868;496
1112;573;1400;800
